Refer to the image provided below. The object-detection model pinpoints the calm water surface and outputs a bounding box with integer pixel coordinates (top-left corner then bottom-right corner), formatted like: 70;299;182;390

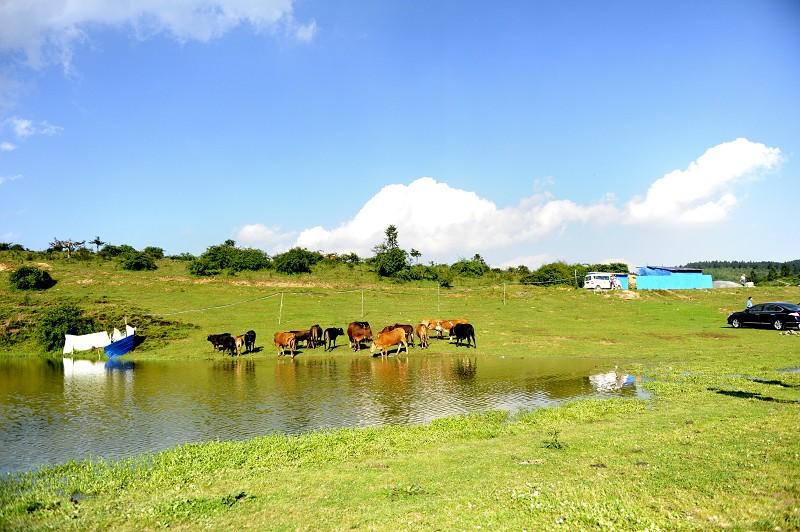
0;354;646;473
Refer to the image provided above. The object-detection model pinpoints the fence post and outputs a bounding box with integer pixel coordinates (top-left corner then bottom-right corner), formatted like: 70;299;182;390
503;282;506;306
574;269;578;288
278;292;284;325
437;285;440;313
361;289;364;319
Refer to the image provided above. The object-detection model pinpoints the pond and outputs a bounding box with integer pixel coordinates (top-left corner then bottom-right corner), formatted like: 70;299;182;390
0;354;647;474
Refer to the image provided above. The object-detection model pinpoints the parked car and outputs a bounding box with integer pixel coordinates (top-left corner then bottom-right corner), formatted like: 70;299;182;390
727;302;800;330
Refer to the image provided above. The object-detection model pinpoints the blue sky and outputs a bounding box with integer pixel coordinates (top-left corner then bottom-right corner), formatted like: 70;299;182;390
0;0;798;268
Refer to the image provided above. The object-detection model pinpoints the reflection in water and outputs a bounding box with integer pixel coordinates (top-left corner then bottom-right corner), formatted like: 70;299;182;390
0;355;647;473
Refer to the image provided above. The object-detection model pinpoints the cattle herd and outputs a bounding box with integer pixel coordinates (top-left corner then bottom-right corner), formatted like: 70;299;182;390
207;319;476;358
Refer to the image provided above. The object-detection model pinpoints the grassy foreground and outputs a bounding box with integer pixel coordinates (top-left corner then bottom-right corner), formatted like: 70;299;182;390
1;258;799;529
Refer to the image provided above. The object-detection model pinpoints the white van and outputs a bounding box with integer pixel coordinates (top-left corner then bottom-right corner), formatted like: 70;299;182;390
584;272;617;290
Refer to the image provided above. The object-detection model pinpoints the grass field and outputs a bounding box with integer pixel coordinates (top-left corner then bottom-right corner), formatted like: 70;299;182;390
1;256;799;530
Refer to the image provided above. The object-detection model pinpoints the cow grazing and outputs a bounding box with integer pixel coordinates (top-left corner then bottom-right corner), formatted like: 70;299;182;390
234;335;245;356
379;323;415;347
370;328;408;357
309;324;323;348
450;323;476;348
323;327;344;351
289;329;313;348
347;321;373;352
207;333;232;351
274;332;297;357
244;330;256;353
415;323;429;349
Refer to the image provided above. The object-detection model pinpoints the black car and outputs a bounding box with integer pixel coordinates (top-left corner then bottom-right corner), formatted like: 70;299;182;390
727;302;800;330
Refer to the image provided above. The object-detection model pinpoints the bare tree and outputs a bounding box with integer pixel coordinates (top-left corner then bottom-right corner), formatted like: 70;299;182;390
89;236;105;253
50;238;86;259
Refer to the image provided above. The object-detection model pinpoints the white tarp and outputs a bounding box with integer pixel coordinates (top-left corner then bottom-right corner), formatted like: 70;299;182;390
62;331;111;354
111;325;136;342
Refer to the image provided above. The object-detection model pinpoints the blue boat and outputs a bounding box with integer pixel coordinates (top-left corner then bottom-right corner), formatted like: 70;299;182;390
104;335;135;358
104;325;136;358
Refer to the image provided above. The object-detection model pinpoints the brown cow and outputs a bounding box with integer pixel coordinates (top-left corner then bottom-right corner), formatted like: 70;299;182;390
370;328;408;357
347;321;373;352
415;323;429;349
289;329;313;348
435;318;469;339
274;332;297;357
379;323;415;347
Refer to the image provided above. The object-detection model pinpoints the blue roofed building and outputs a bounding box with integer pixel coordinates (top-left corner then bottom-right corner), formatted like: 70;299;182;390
635;266;713;290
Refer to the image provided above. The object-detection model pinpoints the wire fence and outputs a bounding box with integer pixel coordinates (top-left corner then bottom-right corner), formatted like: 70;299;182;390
149;275;585;329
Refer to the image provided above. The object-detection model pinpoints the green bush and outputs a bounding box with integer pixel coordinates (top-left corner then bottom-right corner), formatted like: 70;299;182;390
120;252;158;271
273;247;322;274
99;244;136;258
171;252;197;261
37;304;95;352
143;246;165;259
373;248;408;277
188;258;221;277
8;266;56;290
450;255;489;277
520;262;575;286
394;264;440;282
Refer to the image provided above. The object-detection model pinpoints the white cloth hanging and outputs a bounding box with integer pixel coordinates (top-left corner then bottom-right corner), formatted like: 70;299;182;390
62;331;111;354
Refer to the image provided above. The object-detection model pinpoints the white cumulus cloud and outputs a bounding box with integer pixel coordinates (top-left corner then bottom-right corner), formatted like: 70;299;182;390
0;141;15;151
0;0;316;70
294;177;618;259
235;223;296;254
625;138;781;224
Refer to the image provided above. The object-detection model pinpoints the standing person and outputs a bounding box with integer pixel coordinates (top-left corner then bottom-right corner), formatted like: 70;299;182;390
740;273;746;285
746;296;753;309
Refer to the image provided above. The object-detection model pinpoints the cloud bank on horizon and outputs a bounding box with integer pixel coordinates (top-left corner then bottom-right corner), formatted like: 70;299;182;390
237;138;783;266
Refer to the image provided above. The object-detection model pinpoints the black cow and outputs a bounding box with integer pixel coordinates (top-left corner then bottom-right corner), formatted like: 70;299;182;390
450;323;476;348
309;324;323;348
323;327;344;351
219;334;237;356
244;330;256;353
207;333;232;351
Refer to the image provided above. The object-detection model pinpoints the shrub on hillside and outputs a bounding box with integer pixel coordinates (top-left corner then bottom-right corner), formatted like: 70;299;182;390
37;304;95;352
171;252;197;261
9;266;56;290
99;244;136;259
120;252;158;271
373;247;408;277
394;264;440;282
273;247;322;274
143;246;165;259
450;255;489;277
520;262;575;287
188;258;222;276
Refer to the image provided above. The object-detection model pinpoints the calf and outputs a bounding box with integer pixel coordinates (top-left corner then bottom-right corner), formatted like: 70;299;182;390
274;332;297;357
415;323;429;349
347;321;373;352
309;324;323;348
244;330;256;353
370;327;408;357
450;323;476;348
323;327;344;351
234;335;245;356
